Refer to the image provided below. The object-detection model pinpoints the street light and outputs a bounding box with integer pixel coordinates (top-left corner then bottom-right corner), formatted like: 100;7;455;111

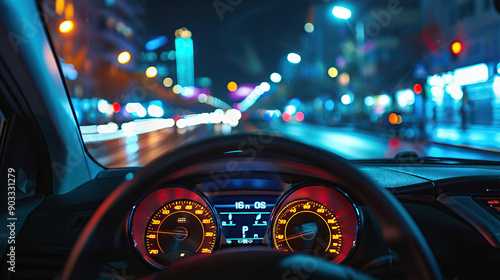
259;82;271;92
338;72;350;85
270;72;282;83
328;67;339;78
304;23;314;33
341;93;353;105
59;20;74;33
172;84;182;94
163;77;173;87
332;6;352;20
287;53;301;64
227;81;238;91
117;51;131;64
145;66;157;78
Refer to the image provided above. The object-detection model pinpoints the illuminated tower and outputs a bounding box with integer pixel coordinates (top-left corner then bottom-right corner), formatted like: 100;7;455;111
174;27;195;97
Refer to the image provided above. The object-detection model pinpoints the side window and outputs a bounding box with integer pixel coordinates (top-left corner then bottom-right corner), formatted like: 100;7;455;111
0;83;41;196
0;108;5;151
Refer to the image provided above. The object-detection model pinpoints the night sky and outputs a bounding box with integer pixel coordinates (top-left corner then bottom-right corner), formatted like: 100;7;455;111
146;0;317;101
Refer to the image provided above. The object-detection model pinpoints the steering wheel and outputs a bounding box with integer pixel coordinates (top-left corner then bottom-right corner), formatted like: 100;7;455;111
62;133;442;280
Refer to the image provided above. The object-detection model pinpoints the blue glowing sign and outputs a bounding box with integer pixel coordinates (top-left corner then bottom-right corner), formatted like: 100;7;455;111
145;36;168;51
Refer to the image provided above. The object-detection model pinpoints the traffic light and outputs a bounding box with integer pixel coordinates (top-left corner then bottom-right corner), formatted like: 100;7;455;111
451;41;462;54
450;41;463;61
413;79;427;98
413;83;423;95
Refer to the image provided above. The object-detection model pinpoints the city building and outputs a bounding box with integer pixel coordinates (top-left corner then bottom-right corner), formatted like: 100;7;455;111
420;0;500;134
45;0;147;100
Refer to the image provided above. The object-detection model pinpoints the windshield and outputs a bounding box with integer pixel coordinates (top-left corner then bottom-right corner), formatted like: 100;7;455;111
42;0;500;167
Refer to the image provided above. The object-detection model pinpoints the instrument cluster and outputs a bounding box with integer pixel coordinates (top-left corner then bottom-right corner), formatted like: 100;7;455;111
129;183;360;268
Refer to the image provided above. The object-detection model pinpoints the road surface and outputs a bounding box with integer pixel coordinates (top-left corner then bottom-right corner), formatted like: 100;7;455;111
85;120;500;167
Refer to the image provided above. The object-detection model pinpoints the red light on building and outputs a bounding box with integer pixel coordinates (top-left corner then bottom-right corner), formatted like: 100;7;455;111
112;102;121;113
295;112;305;122
487;200;500;205
413;83;422;94
451;41;463;55
282;112;292;122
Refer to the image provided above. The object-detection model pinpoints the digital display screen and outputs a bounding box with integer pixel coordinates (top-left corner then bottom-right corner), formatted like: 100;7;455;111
210;195;278;245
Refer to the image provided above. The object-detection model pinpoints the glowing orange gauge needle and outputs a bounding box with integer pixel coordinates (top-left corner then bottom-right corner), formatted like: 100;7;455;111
277;231;316;242
156;230;188;236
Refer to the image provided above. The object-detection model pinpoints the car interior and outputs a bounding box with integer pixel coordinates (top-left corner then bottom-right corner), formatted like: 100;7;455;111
1;0;500;280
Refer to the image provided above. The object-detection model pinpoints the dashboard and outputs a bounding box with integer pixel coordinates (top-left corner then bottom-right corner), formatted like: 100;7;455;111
129;181;360;268
9;156;500;279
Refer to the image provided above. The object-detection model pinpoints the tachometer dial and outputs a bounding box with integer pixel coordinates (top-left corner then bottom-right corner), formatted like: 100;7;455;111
270;184;360;263
145;199;217;266
272;199;342;258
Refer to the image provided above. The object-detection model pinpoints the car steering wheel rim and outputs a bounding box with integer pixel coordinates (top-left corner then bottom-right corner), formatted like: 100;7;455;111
62;133;442;280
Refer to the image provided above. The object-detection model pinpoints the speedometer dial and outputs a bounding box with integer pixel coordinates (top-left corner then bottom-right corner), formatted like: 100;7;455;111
129;186;220;268
145;199;217;266
272;199;342;258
